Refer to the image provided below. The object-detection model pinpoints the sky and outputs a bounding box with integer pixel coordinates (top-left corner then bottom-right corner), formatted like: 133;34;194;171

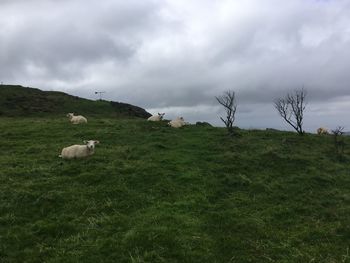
1;0;350;131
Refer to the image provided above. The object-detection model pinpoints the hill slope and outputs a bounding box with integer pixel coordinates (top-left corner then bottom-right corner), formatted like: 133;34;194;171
0;117;350;262
0;85;151;118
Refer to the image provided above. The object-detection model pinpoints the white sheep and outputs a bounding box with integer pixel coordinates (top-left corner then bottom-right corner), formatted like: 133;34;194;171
59;140;99;159
317;127;329;135
168;117;187;128
147;112;165;121
67;113;87;124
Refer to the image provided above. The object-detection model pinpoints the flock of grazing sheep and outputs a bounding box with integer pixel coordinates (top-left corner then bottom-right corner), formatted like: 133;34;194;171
60;112;333;159
59;112;187;159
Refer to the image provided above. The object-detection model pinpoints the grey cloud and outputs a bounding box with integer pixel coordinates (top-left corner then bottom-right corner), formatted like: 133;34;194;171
0;0;163;80
1;0;350;130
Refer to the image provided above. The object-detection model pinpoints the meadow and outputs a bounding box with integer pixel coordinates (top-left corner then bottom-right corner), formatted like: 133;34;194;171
1;117;350;262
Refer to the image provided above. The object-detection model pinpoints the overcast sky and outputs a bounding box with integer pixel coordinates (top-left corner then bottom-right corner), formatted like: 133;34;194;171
1;0;350;131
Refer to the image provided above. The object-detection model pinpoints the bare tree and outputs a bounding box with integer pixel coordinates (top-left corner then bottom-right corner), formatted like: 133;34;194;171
216;90;237;135
331;126;345;160
274;88;307;135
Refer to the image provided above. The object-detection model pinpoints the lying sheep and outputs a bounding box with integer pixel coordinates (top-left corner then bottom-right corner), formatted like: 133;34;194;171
317;127;329;135
59;140;99;159
147;112;165;121
168;117;187;128
67;113;87;124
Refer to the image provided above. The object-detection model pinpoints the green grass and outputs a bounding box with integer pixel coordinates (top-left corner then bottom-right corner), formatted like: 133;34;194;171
1;117;350;262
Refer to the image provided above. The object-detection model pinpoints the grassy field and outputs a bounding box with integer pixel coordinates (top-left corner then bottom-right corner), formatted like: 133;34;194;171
1;117;350;262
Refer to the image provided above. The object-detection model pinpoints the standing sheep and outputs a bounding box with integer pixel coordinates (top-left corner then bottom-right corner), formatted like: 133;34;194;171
67;113;87;124
147;113;165;121
59;140;99;159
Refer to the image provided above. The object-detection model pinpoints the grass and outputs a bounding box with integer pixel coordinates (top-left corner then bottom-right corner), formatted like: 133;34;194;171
0;117;350;262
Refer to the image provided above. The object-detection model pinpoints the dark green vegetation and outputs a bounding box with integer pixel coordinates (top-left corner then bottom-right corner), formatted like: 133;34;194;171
0;85;151;118
1;117;350;262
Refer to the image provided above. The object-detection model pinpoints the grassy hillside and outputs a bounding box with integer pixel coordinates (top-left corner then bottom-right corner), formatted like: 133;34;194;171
0;117;350;262
0;85;151;118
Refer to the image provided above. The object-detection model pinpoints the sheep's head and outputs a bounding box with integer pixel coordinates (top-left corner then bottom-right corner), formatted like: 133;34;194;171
83;140;100;150
158;112;165;120
67;113;74;118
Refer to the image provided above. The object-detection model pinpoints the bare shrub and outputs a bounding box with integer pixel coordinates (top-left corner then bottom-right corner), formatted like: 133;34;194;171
274;88;307;135
331;126;345;160
216;90;237;136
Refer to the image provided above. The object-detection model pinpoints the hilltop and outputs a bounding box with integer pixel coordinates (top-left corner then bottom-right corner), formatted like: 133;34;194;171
0;116;349;262
0;85;151;118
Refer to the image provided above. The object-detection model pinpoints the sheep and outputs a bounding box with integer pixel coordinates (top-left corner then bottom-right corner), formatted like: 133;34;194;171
67;113;87;124
168;117;187;128
147;112;165;121
317;127;329;135
59;140;99;159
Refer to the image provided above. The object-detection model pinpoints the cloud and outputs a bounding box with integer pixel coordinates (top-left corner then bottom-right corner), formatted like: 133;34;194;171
0;0;162;80
1;0;350;131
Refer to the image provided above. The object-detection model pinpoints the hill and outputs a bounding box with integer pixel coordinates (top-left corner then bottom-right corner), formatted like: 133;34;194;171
0;117;349;262
0;85;151;118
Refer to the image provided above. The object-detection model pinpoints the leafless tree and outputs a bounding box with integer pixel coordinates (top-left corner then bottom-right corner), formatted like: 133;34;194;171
216;90;237;135
331;126;345;159
274;88;307;135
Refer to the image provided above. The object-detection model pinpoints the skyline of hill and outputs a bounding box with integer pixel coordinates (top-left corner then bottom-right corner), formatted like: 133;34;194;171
0;85;151;119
